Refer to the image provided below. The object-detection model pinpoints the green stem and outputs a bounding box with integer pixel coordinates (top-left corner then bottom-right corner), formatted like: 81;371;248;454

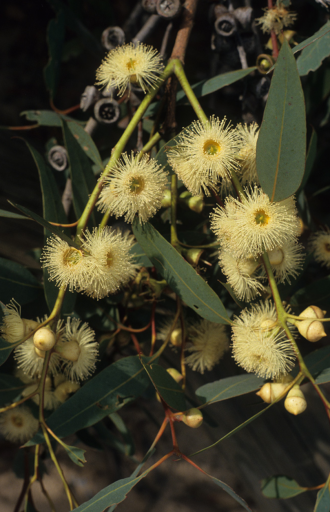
172;60;208;124
75;61;176;240
42;425;74;511
171;174;180;248
137;132;162;160
37;349;52;423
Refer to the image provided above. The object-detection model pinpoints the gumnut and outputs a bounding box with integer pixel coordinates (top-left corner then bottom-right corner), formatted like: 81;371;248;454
256;382;290;403
284;386;307;415
181;408;203;428
33;327;56;352
296;306;327;342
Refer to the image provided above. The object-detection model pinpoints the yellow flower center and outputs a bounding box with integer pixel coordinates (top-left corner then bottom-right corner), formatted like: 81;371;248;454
12;414;23;428
63;248;83;268
324;243;330;253
106;251;114;268
254;209;270;226
203;139;221;156
126;58;137;72
129;176;144;195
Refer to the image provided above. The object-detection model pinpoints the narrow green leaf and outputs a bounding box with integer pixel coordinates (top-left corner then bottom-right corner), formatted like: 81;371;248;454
0;373;25;406
298;346;330;385
0;256;42;305
21;110;62;126
296;21;330;76
129;243;152;267
175;67;256;105
0;209;29;220
142;362;186;411
44;11;65;100
314;476;330;512
133;221;230;324
297;129;317;193
8;202;79;249
61;442;86;467
109;413;135;456
261;476;306;499
0;337;17;367
209;475;253;512
66;120;104;172
196;374;264;405
144;68;255;117
62;119;102;229
256;39;306;202
26;356;151;445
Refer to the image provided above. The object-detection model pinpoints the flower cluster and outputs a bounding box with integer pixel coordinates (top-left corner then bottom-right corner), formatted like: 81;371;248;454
231;301;296;379
185;319;229;374
98;152;168;224
211;186;303;300
256;5;297;35
167;116;240;196
0;303;99;382
95;42;164;96
309;227;330;269
41;227;139;300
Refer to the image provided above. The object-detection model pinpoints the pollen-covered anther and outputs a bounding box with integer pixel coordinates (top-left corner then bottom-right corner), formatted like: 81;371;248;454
33;327;56;352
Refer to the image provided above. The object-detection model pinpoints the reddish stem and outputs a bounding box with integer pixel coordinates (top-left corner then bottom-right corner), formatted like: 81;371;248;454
130;332;143;355
267;0;279;59
149;302;157;356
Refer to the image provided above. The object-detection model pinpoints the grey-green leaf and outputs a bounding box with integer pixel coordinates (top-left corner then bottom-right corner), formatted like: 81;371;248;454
256;39;306;202
0;256;42;305
143;363;186;411
26;356;151;445
209;475;253;511
0;337;17;367
61;442;86;467
66;120;104;172
296;21;330;76
196;374;264;405
132;221;230;324
62;119;102;229
261;476;306;499
314;477;330;512
0;373;26;406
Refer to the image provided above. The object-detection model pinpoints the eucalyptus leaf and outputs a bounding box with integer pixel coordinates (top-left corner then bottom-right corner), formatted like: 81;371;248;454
294;21;330;56
133;221;230;324
8;202;79;249
61;442;86;467
296;21;330;76
62;119;102;229
314;476;330;512
0;373;26;407
24;140;76;314
209;475;253;512
142;362;186;411
256;39;306;202
44;10;65;100
261;476;306;499
26;356;151;445
66;120;104;171
196;374;264;405
144;67;255;117
0;337;17;367
129;243;152;267
0;256;42;305
0;209;29;220
20;110;62;126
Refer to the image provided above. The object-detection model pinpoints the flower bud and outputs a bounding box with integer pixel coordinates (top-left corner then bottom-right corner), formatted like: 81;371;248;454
182;248;203;267
268;247;284;266
161;189;171;208
22;319;39;336
179;191;204;213
170;328;182;347
284;386;307;415
166;368;183;384
256;382;289;403
181;408;203;428
295;306;327;342
55;340;80;362
33;328;56;352
54;381;80;403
